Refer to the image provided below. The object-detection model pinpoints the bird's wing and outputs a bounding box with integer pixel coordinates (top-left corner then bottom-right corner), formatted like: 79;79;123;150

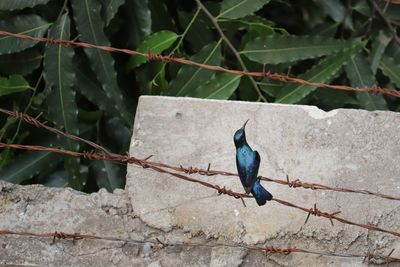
236;154;247;187
246;150;260;188
236;149;261;193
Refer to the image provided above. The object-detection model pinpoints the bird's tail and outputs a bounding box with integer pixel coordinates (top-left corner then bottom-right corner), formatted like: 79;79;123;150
251;179;273;206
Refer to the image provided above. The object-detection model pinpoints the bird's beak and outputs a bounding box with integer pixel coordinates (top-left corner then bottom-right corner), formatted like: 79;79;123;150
242;119;249;129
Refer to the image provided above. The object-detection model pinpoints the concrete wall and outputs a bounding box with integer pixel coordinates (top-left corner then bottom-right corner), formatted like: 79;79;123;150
1;96;400;266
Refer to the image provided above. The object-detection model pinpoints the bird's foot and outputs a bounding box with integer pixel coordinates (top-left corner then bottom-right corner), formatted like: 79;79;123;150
240;196;247;208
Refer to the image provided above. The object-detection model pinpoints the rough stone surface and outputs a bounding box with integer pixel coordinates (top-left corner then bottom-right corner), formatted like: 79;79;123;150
0;96;399;266
126;96;400;265
0;180;217;267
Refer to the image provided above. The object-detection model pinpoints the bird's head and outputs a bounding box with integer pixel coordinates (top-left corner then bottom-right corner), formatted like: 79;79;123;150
234;120;249;148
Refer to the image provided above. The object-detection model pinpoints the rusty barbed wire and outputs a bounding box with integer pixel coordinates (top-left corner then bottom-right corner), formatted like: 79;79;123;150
0;30;399;98
1;106;400;203
1;142;400;239
169;165;400;201
263;246;295;255
0;229;399;264
0;142;249;199
303;203;342;226
1;27;399;265
272;197;400;238
0;108;113;155
0;230;99;240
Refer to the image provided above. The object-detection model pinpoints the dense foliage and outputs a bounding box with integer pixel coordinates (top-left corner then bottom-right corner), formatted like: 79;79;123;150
0;0;399;191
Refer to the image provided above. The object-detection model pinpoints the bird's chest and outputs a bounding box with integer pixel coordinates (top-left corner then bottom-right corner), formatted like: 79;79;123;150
236;147;254;167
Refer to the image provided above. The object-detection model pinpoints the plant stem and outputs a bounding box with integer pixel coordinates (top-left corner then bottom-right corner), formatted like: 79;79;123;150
151;7;201;86
194;0;267;102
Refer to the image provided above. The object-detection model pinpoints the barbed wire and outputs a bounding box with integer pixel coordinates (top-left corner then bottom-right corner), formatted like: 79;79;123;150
0;107;399;202
1;23;400;266
0;229;399;264
0;30;399;98
0;108;112;155
2;141;400;239
157;164;400;202
2;112;400;263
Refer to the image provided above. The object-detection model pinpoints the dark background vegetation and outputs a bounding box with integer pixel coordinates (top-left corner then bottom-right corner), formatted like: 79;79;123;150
0;0;399;192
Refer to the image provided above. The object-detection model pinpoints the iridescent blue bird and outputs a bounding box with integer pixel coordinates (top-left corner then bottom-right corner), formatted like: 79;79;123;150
234;120;273;206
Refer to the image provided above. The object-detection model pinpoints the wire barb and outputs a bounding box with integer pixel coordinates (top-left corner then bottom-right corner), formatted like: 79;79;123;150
264;246;295;255
216;185;242;199
51;231;83;245
304;203;341;226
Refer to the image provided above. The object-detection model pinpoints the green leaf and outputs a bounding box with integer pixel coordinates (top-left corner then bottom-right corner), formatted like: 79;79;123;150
169;41;222;96
220;15;275;35
345;53;387;110
380;56;400;87
99;0;126;26
386;41;400;64
353;0;370;16
178;9;214;52
0;130;31;169
376;1;400;21
72;0;131;124
190;73;241;99
0;151;63;184
93;161;125;192
314;89;358;109
0;14;51;55
220;15;276;47
0;75;31;96
0;137;63;184
0;146;15;169
218;0;271;19
313;0;353;29
241;35;357;64
238;76;258;101
0;48;43;75
0;118;21;168
275;44;364;104
32;92;46;106
74;58;120;119
95;118;128;191
102;117;132;153
125;0;152;47
78;109;103;123
63;157;83;190
43;13;82;190
135;60;169;95
0;0;52;10
258;80;284;97
149;61;169;93
369;31;391;75
313;0;344;22
128;30;179;69
44;13;78;136
311;22;339;37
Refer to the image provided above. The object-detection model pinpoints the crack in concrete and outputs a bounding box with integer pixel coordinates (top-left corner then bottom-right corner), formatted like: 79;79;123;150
139;194;217;217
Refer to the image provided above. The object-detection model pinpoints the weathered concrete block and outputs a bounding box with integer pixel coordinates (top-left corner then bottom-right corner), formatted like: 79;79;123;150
126;96;400;264
0;181;220;266
1;96;400;266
